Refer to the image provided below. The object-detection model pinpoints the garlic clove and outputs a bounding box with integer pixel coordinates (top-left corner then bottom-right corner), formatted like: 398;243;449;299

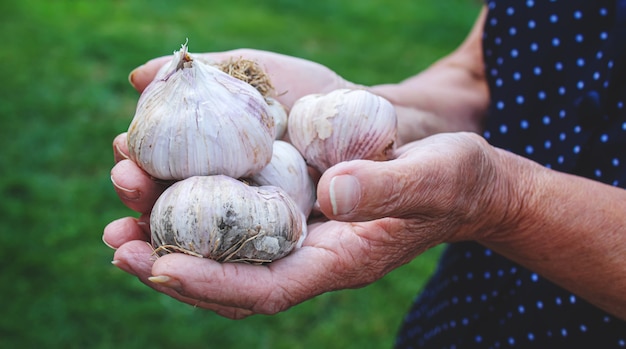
150;175;305;263
287;88;397;173
266;97;289;140
127;43;276;180
247;140;316;217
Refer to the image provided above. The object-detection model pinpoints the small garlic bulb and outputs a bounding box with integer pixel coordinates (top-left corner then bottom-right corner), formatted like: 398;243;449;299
248;140;316;217
127;44;275;180
287;89;397;173
151;175;305;263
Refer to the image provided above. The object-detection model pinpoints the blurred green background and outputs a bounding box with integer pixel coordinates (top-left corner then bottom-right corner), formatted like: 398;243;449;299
0;1;480;348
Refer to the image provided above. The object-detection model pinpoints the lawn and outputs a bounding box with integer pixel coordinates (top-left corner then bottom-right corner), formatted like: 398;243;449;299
0;1;480;348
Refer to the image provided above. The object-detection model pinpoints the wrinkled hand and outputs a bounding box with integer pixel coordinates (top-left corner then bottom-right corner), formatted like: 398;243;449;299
104;49;507;319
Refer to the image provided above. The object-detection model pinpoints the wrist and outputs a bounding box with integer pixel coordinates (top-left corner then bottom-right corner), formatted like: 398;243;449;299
469;147;540;245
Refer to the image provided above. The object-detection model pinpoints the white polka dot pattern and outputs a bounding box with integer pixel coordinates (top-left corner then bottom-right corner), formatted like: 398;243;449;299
395;0;626;347
482;0;626;185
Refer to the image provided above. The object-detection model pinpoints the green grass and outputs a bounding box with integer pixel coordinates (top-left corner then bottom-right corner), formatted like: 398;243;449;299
0;1;480;348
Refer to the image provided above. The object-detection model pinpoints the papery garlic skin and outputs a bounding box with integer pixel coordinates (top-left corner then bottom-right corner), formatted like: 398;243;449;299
287;89;397;173
150;175;304;262
127;44;275;180
248;140;316;217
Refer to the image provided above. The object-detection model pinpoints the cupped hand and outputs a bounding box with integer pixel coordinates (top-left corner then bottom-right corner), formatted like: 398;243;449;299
104;49;359;317
104;129;510;319
105;49;508;319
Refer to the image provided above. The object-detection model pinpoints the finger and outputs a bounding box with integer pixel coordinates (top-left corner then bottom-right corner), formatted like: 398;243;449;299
150;254;288;314
187;301;255;319
316;156;437;221
103;215;150;249
112;240;156;278
110;159;169;214
112;240;196;301
196;49;306;106
113;133;130;163
111;240;251;316
128;56;171;93
194;49;316;107
223;50;351;108
148;243;339;315
128;48;352;111
126;52;242;93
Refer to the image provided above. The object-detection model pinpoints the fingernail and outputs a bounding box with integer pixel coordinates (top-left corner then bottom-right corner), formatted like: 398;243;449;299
102;235;117;250
114;143;130;160
110;176;140;201
329;175;361;215
148;275;182;289
128;66;143;89
112;259;129;270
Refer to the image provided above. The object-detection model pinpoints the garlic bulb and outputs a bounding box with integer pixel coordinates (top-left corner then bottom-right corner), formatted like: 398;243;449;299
248;140;316;217
150;175;305;263
127;44;275;180
287;89;397;173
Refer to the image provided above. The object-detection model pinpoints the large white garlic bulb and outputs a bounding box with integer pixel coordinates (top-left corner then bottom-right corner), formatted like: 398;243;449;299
248;140;316;217
127;44;276;180
287;89;397;173
150;175;305;263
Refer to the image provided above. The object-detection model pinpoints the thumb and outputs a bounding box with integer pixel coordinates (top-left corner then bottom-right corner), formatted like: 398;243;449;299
317;158;425;221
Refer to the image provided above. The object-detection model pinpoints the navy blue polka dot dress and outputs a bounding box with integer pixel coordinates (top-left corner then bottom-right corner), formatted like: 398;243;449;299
395;1;626;348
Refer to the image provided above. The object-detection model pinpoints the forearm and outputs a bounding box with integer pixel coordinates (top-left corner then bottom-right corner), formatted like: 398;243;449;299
369;7;489;144
483;148;626;320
